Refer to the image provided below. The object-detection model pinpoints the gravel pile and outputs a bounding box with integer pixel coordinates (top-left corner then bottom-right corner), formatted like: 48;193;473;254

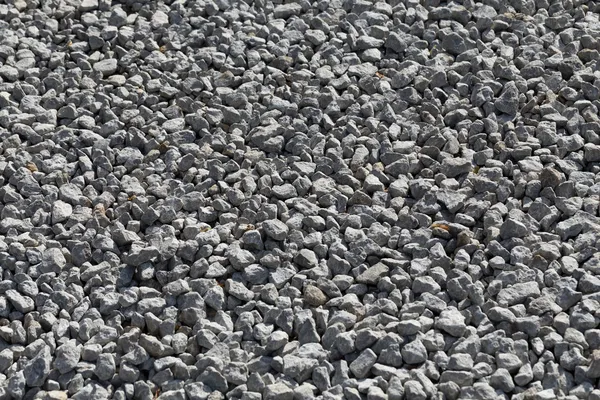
1;0;600;399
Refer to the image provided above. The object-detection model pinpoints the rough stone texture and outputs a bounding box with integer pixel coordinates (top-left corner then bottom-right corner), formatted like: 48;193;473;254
0;1;599;399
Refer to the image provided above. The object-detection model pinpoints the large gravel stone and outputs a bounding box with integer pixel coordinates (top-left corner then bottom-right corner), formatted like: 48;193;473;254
93;59;118;76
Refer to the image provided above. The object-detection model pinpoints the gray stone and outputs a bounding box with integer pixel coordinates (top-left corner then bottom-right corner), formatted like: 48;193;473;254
489;368;515;392
386;32;408;53
391;64;419;89
404;380;427;400
204;286;225;310
196;229;221;247
348;62;378;77
349;348;377;378
435;308;466;337
514;363;534;386
139;334;171;358
25;345;52;387
5;289;34;313
228;247;256;269
500;218;529;239
163;118;185;133
448;353;474;371
198;366;228;392
264;383;294;400
283;355;318;382
585;143;600;162
93;59;118;76
497;282;540;306
0;65;18;81
496;353;522;372
0;348;12;372
151;10;169;28
7;370;25;399
495;82;519;115
540;167;564;188
388;375;405;400
442;32;469;55
266;331;289;352
413;276;441;295
262;219;289;241
185;383;212;400
355;36;384;50
226;280;254;301
71;383;109;400
401;339;427;364
273;3;302;18
55;340;80;374
587;351;600;378
440;158;471;178
121;345;149;365
52;200;73;223
397;320;421;336
126;246;159;266
80;0;98;11
556;214;587;240
295;249;318;269
356;263;389;285
272;184;297;199
95;353;115;381
163;279;190;296
112;229;139;246
42;248;67;272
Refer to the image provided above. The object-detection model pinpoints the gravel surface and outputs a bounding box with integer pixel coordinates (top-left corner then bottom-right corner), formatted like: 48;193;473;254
1;0;600;399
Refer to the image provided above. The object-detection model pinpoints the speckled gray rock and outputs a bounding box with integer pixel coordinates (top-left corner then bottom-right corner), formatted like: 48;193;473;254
25;346;52;387
350;348;377;378
54;340;80;374
401;340;428;364
263;219;289;241
1;0;599;398
93;58;118;76
356;263;389;285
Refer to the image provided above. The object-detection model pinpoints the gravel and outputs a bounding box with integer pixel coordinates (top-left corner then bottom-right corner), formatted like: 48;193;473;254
0;0;600;399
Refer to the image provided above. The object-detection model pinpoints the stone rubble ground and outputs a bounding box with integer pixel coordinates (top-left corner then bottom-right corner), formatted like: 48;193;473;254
0;0;600;399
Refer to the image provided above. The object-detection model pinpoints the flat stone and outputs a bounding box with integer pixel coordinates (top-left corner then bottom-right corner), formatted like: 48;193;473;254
273;3;302;19
264;383;294;400
349;348;377;379
93;59;118;77
80;0;98;11
283;355;318;382
5;290;34;313
228;247;256;270
440;158;472;178
497;282;541;307
356;263;389;285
